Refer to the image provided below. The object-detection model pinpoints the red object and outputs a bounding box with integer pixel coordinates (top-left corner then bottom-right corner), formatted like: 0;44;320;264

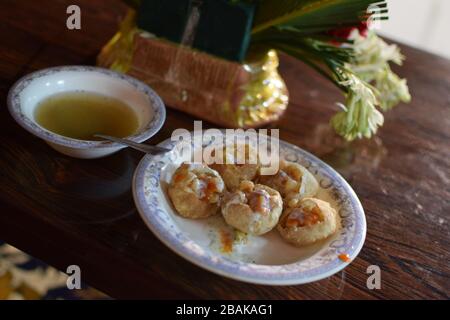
328;21;369;41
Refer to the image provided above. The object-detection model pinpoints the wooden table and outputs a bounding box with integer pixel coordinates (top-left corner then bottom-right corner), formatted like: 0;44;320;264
0;0;449;299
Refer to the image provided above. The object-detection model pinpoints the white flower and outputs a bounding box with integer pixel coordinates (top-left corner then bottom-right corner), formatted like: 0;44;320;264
346;30;411;110
348;30;404;79
331;72;384;140
374;65;411;110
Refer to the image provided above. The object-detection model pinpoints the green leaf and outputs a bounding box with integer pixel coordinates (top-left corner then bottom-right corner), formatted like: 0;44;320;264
252;0;387;34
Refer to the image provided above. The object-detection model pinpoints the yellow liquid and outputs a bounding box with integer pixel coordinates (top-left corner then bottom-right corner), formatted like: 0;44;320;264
34;92;139;141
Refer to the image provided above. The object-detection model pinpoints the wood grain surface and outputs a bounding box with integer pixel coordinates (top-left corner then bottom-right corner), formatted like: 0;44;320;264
0;0;448;299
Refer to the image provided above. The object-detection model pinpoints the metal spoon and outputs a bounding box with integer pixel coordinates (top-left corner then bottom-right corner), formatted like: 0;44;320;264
94;134;171;155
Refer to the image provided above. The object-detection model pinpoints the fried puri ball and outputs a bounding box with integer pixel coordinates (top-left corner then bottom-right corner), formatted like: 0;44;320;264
221;180;283;235
277;197;340;247
209;143;260;190
168;163;225;219
258;160;318;199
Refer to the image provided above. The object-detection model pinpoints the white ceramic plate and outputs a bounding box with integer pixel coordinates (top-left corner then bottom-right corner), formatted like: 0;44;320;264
133;132;366;285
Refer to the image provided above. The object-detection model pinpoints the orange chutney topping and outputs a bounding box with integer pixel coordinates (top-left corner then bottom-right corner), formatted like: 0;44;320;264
338;253;351;262
174;173;186;183
220;230;233;253
199;178;219;201
285;217;300;228
206;180;218;196
286;206;322;227
248;190;271;215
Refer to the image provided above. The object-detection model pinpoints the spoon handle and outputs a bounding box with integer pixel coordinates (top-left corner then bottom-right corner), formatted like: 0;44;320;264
94;134;171;155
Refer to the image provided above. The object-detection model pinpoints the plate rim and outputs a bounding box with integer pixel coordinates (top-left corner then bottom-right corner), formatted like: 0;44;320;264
132;133;367;285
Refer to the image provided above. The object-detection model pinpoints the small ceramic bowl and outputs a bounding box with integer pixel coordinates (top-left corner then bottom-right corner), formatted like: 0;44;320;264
7;66;166;159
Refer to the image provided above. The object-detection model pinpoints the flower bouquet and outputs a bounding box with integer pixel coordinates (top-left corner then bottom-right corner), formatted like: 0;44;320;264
98;0;410;140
